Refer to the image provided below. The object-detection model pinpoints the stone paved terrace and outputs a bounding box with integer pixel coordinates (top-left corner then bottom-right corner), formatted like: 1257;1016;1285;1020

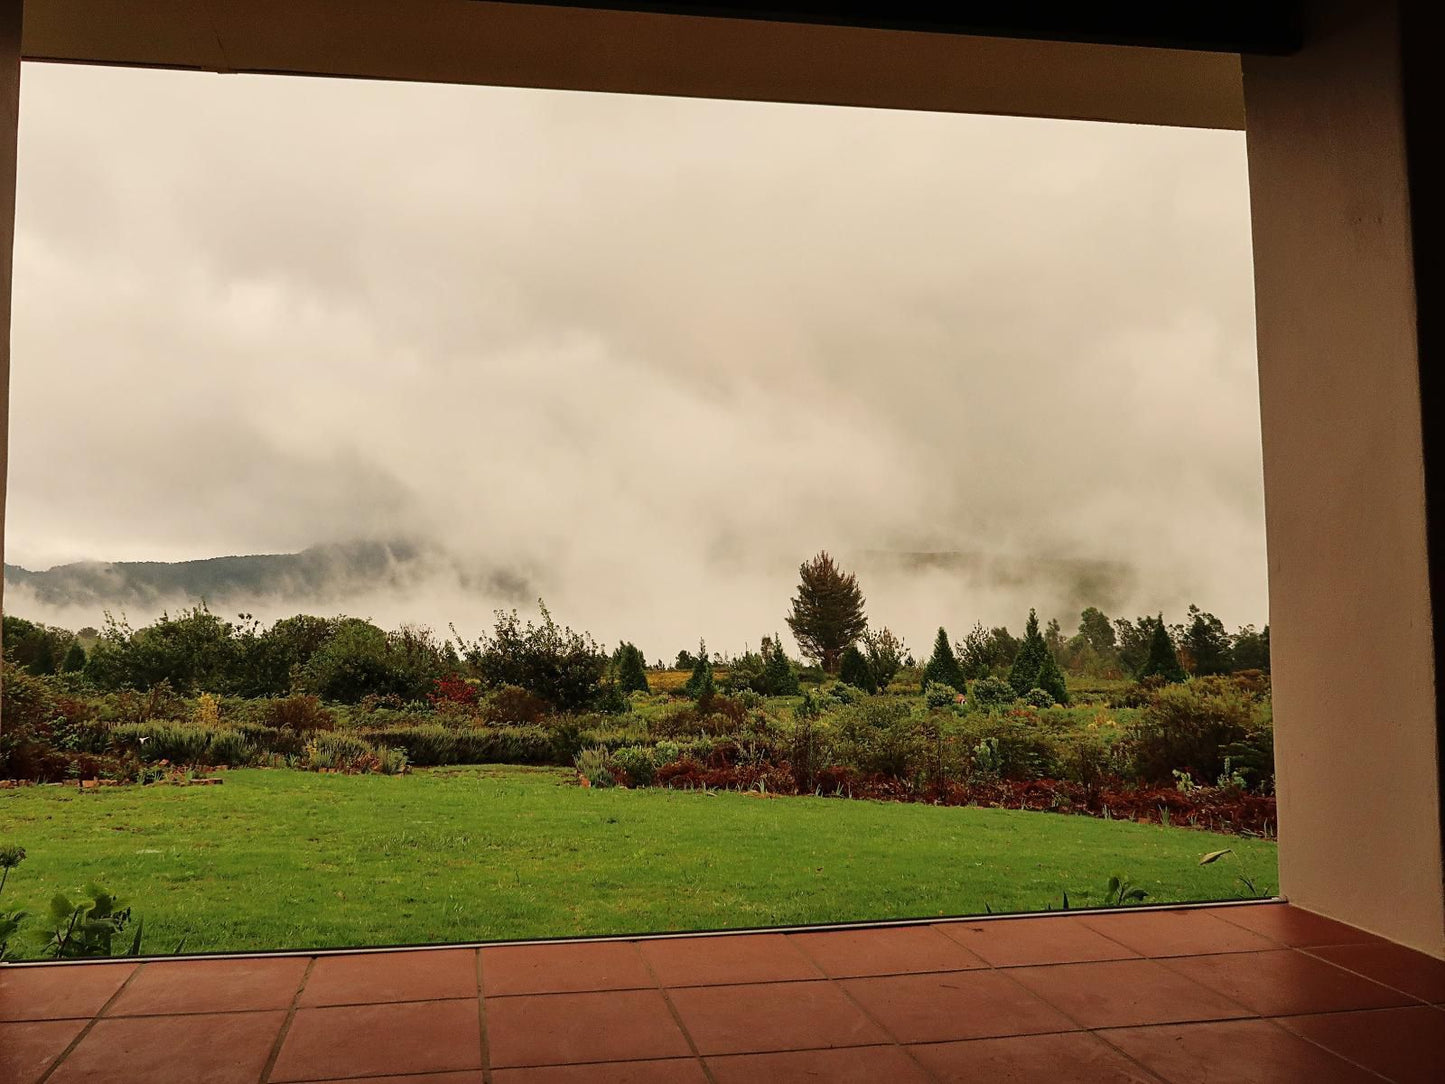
2;902;1443;1083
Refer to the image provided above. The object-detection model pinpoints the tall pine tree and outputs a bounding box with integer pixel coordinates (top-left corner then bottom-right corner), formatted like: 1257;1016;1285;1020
922;627;966;692
1008;609;1049;696
762;634;800;695
683;640;716;699
611;642;650;694
785;552;868;673
1137;616;1187;683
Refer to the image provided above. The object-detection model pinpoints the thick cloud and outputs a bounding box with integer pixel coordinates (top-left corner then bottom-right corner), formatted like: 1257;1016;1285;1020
7;63;1265;657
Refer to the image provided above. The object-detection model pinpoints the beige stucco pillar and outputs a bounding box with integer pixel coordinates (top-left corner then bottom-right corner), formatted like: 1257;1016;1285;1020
0;0;19;694
1244;0;1444;956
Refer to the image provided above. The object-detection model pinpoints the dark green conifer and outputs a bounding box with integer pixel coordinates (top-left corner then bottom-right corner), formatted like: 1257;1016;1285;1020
921;627;966;692
1008;610;1048;696
838;644;876;693
1137;616;1187;683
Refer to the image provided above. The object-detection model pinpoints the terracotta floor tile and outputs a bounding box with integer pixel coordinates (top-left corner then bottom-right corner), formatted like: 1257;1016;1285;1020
1166;949;1416;1016
270;999;482;1081
936;916;1141;968
109;957;309;1016
299;948;477;1006
0;963;136;1021
287;1076;483;1084
909;1031;1164;1083
1100;1018;1382;1084
1212;904;1383;948
485;989;691;1068
639;933;819;987
668;979;886;1055
46;1010;285;1084
1306;941;1445;1002
1078;909;1277;957
839;971;1076;1044
790;925;985;978
0;1019;87;1084
493;1060;708;1083
706;1045;934;1083
1281;1005;1445;1084
1009;958;1253;1029
482;941;654;996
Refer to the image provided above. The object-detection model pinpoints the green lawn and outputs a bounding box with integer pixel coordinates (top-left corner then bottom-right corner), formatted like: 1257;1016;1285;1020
1;767;1276;958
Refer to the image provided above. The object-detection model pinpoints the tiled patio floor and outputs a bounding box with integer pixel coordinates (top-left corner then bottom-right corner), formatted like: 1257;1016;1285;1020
2;903;1443;1083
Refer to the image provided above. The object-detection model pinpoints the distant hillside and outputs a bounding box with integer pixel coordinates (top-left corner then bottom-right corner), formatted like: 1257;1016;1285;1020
3;540;531;614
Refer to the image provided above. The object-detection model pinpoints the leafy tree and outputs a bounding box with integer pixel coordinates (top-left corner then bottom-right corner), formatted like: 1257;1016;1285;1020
1078;607;1116;655
611;642;650;694
1044;617;1066;660
682;640;715;700
2;616;77;677
61;642;88;674
457;602;610;712
1008;610;1049;697
921;627;966;692
762;634;800;695
83;606;239;695
301;619;449;704
1230;624;1271;674
1182;605;1232;676
674;649;697;671
1114;617;1154;676
861;627;906;690
1137;615;1187;683
838;644;877;693
785;551;868;673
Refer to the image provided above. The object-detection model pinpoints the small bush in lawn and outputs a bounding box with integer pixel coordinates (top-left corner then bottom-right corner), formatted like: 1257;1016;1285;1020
923;682;961;711
1023;688;1056;709
262;694;334;732
611;745;657;786
575;746;616;788
969;676;1015;711
205;729;252;767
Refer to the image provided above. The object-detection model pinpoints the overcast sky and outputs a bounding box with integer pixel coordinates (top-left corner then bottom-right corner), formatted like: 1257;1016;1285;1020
6;63;1265;657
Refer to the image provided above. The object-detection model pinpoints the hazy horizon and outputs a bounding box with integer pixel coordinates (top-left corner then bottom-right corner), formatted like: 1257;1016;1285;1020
6;63;1266;658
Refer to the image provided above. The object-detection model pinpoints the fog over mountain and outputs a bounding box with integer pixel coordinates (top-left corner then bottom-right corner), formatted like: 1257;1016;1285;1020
6;63;1265;657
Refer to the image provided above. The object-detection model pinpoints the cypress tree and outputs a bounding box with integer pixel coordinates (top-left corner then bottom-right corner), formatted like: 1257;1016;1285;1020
762;634;800;695
1008;609;1048;696
1137;616;1187;683
1035;647;1070;704
683;640;715;700
612;642;650;694
921;627;966;692
838;644;876;692
61;642;88;673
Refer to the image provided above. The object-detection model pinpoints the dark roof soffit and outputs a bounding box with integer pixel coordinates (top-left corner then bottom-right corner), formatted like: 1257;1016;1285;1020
482;1;1303;54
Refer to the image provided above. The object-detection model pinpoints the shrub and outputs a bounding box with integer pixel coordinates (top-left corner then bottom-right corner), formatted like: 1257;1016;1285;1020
611;745;657;786
480;684;549;725
1126;677;1257;785
1022;688;1055;709
827;698;920;778
821;682;865;706
575;747;616;788
611;643;651;694
460;604;610;712
360;724;557;767
923;682;961;711
300;620;449;704
111;722;214;764
969;677;1015;711
682;644;715;700
205;729;253;767
302;732;406;773
838;645;877;693
262;694;335;732
956;716;1063;780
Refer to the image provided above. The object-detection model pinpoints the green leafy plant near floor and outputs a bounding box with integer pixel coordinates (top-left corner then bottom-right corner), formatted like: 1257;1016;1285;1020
1;843;26;961
39;884;143;959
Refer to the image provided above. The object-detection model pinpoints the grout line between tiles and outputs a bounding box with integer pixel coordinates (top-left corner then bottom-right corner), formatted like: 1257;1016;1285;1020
635;940;718;1084
34;962;144;1084
474;948;492;1084
259;956;316;1084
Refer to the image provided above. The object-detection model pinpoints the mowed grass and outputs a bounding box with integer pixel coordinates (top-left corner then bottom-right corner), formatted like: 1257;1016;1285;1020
0;767;1277;957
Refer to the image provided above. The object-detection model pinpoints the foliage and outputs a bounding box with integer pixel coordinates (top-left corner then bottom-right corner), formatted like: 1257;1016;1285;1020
84;607;240;695
479;684;549;725
361;724;556;767
762;635;801;696
302;732;408;774
1183;605;1232;676
969;676;1016;711
3;615;80;677
611;642;650;694
301;620;449;704
1128;676;1263;786
429;674;481;710
37;884;141;959
611;744;657;786
838;644;877;693
1230;624;1271;674
785;551;868;673
575;746;616;788
924;682;961;710
1007;610;1050;697
861;627;907;690
958;622;1020;679
1022;688;1055;709
682;641;715;700
459;603;610;713
922;627;966;692
1137;616;1188;683
1034;647;1070;705
0;844;25;961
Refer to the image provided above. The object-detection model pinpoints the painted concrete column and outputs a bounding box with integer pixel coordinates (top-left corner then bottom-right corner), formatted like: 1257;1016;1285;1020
1244;0;1444;956
0;0;21;712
